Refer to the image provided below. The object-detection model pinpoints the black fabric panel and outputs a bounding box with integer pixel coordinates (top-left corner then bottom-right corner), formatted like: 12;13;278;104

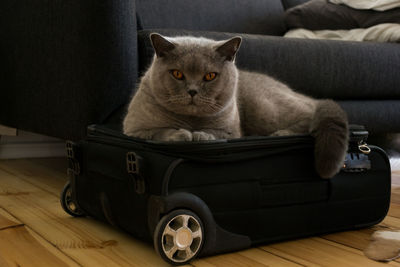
169;145;320;213
210;147;390;242
214;197;388;243
260;181;329;206
138;29;400;100
285;0;400;30
338;101;400;134
0;0;138;141
135;0;286;36
169;147;316;192
79;141;153;241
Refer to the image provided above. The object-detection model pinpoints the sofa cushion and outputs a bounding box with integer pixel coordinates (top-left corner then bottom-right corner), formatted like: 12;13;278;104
285;0;400;30
137;29;400;100
281;0;310;9
338;100;400;134
135;0;286;35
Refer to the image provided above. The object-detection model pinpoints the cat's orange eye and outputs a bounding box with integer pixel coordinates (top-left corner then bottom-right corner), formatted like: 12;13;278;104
171;70;184;80
204;72;217;81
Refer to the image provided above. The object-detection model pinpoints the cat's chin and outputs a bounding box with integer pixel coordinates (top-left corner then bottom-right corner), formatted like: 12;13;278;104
163;102;220;117
183;104;202;115
157;96;216;117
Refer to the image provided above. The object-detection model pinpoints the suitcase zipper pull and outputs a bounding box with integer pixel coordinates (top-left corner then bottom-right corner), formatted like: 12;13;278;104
358;140;371;154
342;125;371;172
349;125;371;154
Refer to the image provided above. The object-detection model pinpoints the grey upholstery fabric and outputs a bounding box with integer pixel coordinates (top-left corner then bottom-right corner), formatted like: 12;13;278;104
285;0;400;30
0;0;138;140
135;0;286;35
138;29;400;100
338;101;400;134
281;0;310;9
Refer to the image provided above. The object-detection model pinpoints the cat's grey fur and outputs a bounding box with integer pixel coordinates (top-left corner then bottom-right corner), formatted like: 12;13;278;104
123;33;349;178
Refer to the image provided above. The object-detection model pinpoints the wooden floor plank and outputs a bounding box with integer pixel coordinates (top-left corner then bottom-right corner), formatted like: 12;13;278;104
192;248;302;267
0;207;79;267
0;207;23;230
392;184;400;203
392;172;400;187
27;227;82;267
259;246;319;266
0;158;67;197
321;203;400;251
30;157;67;175
238;248;303;266
193;252;269;267
0;226;73;267
381;215;400;230
322;228;376;251
261;237;400;267
388;203;400;219
0;167;169;267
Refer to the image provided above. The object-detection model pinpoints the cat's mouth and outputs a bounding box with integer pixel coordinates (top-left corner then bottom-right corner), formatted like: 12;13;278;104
165;95;222;116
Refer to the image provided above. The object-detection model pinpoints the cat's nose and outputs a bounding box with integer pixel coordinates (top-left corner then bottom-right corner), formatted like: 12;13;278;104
187;90;198;97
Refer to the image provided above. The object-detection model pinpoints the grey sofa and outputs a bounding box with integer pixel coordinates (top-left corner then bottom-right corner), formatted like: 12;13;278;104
1;0;399;141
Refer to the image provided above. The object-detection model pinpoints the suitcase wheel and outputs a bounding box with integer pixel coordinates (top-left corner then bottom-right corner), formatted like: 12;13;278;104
60;182;85;217
154;209;204;265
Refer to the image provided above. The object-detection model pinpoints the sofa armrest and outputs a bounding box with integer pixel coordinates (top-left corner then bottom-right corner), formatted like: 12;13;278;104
0;0;138;140
139;29;400;101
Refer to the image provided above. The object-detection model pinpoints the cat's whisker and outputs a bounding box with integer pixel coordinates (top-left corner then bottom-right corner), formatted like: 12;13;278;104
197;98;223;110
166;97;189;104
196;97;215;104
195;100;223;112
168;95;190;102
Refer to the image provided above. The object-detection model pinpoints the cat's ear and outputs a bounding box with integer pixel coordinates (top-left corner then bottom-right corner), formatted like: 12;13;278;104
150;33;176;58
216;37;242;61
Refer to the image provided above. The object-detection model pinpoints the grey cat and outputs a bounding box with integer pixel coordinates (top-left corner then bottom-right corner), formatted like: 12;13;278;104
123;33;349;178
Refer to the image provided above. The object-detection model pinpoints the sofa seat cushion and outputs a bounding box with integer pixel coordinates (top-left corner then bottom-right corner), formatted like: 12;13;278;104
285;0;400;31
135;0;286;36
137;29;400;100
282;0;310;10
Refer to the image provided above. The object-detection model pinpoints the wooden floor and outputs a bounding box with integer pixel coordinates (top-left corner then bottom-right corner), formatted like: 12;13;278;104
1;158;400;266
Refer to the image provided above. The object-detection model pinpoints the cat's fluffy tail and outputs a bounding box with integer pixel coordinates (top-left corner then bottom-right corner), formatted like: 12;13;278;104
310;100;349;178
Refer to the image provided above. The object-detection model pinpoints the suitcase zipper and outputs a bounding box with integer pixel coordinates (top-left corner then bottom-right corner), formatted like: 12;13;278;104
87;133;314;155
87;125;370;157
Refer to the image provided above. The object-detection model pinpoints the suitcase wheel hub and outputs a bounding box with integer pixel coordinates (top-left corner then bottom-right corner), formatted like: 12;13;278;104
60;182;85;217
176;228;192;248
162;214;202;262
64;189;78;211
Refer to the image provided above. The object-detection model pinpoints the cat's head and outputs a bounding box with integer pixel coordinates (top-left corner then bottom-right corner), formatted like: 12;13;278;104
148;33;241;117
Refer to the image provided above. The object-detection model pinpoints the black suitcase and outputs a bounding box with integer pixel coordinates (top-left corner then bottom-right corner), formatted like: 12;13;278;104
61;124;391;265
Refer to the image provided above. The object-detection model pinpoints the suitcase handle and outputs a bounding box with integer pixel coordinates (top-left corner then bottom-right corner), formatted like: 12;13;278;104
126;152;146;194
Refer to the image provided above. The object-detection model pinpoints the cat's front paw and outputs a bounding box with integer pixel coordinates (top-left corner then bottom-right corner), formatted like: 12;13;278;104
166;129;193;141
192;131;216;141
